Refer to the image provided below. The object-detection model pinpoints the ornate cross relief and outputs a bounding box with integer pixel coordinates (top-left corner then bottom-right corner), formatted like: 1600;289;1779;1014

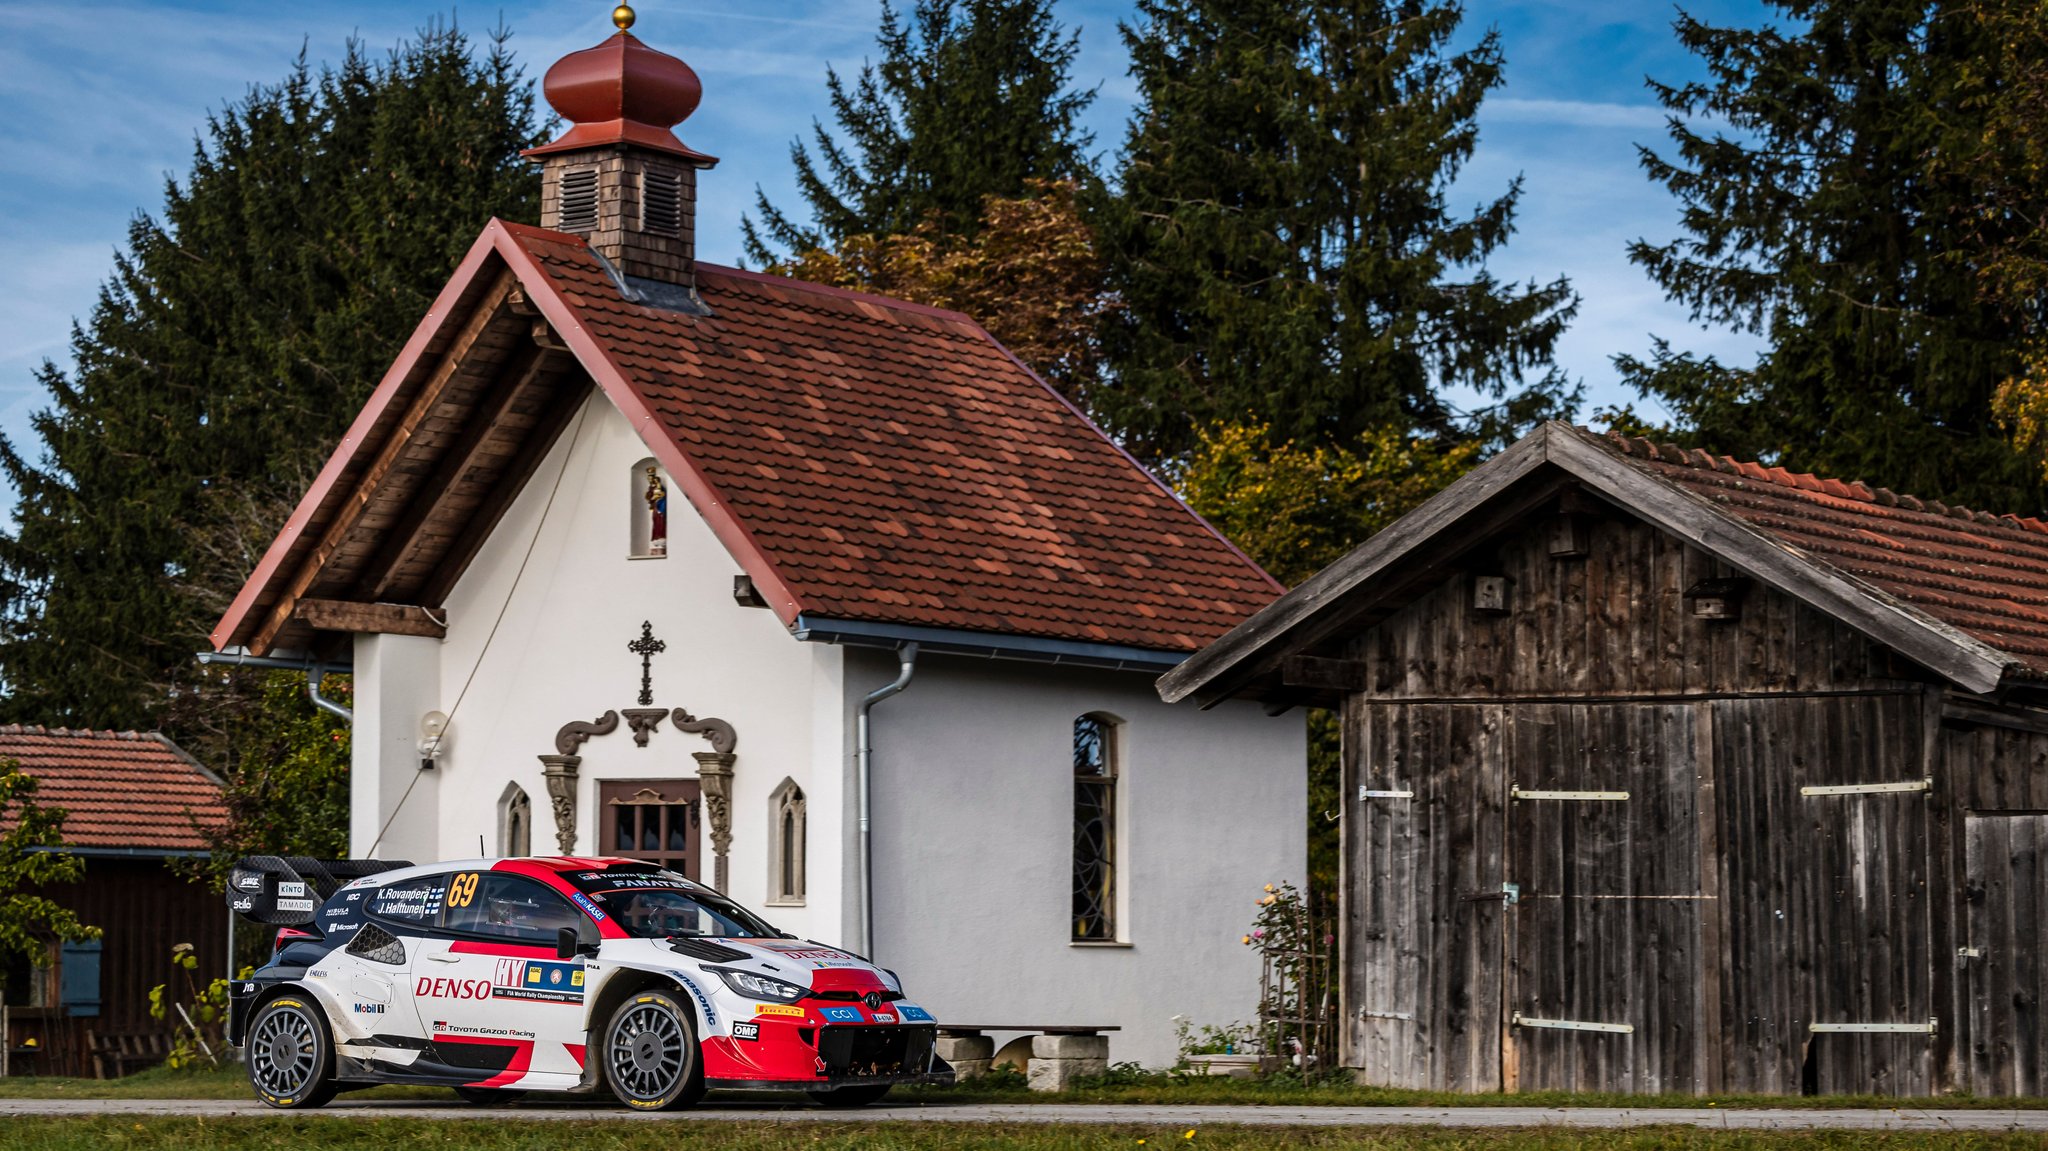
536;621;742;890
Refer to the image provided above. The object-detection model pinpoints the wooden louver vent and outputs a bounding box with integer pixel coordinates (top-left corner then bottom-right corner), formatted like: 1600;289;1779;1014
642;171;684;237
558;168;600;233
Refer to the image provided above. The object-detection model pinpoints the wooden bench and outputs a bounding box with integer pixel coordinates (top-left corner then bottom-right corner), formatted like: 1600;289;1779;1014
86;1031;174;1079
934;1025;1119;1091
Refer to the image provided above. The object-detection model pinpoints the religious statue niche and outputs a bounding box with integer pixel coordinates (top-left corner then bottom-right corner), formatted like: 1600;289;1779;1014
644;466;668;556
629;457;669;558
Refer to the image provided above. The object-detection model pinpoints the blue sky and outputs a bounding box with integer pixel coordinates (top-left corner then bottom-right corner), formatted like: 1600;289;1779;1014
0;0;1771;494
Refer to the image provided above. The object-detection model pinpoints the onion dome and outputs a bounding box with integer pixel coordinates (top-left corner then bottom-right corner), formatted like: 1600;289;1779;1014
523;5;718;166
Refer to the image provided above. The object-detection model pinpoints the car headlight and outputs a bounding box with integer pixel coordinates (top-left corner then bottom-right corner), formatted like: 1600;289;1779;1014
711;968;809;1003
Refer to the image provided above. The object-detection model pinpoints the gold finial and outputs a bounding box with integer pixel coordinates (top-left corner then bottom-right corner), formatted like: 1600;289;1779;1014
613;4;636;31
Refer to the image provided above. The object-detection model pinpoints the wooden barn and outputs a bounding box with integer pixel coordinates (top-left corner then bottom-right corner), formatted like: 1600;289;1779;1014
1162;421;2048;1098
0;726;228;1078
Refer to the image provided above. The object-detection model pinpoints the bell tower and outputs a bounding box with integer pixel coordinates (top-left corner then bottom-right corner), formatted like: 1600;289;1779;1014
525;5;719;305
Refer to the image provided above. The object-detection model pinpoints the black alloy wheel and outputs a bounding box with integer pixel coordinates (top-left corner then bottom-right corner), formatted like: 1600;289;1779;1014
245;997;337;1109
452;1086;528;1105
807;1084;892;1108
602;989;705;1110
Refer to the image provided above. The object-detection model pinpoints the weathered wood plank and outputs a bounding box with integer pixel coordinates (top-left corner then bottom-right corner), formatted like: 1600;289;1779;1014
292;598;447;639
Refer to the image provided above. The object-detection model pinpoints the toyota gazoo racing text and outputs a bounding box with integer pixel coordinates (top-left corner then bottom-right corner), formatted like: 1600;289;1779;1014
224;855;949;1109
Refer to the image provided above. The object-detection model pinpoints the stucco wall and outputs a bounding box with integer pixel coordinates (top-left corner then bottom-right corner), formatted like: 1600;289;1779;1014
857;648;1307;1068
355;391;848;943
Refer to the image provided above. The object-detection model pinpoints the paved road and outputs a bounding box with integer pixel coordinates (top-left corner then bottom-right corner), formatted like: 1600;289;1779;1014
5;1098;2048;1130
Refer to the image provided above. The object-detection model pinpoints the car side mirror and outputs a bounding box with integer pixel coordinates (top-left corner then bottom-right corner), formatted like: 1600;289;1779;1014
556;927;580;960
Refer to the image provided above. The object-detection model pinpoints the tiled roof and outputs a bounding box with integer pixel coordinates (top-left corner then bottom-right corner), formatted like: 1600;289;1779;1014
1601;434;2048;679
503;224;1281;652
0;727;226;853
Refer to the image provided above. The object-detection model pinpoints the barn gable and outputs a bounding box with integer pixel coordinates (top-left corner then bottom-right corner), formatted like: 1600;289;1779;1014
1161;421;2031;707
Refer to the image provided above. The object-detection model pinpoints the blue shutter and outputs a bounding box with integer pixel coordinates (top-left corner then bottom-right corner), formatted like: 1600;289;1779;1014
59;940;101;1017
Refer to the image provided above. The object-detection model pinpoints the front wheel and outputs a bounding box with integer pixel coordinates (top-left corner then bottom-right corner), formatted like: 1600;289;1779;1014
245;997;337;1109
807;1084;891;1108
602;989;705;1111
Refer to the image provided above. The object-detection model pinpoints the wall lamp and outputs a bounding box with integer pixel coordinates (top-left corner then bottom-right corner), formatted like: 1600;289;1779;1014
419;710;450;771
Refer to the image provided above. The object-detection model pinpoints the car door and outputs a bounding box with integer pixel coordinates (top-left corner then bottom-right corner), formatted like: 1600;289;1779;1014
406;870;590;1088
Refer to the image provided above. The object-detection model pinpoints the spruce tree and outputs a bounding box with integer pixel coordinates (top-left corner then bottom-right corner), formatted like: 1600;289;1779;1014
1093;0;1579;462
1624;2;2042;512
744;0;1096;262
0;23;542;733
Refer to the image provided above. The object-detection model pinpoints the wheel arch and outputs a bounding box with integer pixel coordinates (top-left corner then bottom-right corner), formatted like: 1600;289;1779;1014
589;965;712;1038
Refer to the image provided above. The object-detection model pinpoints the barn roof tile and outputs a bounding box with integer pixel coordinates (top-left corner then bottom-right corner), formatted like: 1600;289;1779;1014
0;726;226;852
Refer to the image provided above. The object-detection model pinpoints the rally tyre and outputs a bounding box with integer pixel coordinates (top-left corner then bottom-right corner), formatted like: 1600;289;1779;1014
807;1084;892;1108
602;989;705;1111
452;1086;528;1105
245;997;337;1109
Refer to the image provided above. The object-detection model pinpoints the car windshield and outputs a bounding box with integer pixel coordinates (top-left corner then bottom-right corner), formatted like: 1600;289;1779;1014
568;870;781;939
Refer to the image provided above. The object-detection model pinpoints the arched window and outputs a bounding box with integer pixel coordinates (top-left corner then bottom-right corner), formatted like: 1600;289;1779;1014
629;457;668;558
499;783;532;857
768;778;806;906
1073;713;1119;941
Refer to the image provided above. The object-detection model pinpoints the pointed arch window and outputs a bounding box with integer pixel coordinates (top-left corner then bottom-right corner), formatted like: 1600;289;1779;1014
768;779;806;906
1073;713;1119;941
499;784;533;857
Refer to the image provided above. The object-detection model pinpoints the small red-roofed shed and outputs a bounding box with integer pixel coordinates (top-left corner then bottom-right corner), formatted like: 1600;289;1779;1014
1164;421;2048;1099
0;726;228;1078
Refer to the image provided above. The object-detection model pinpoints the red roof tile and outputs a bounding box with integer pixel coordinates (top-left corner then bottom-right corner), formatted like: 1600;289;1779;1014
0;727;226;852
1600;434;2048;679
504;224;1279;651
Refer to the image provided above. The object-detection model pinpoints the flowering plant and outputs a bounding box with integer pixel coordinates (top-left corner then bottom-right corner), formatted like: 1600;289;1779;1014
1241;882;1333;1074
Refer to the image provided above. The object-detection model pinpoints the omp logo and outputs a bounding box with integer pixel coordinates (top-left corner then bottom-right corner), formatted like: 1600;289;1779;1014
415;978;493;1000
731;1022;759;1041
352;1003;385;1015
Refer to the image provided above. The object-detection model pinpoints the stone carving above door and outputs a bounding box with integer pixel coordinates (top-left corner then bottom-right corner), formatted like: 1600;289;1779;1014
536;701;740;888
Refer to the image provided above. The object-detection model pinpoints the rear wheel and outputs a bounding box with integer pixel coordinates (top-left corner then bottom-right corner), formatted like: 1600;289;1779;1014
452;1086;527;1105
807;1084;892;1108
602;989;704;1111
245;997;337;1110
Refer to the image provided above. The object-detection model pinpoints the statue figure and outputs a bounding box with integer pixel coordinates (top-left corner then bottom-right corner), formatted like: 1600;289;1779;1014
644;466;668;555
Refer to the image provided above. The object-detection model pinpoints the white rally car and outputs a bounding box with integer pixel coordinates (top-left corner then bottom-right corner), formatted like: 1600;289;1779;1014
224;855;949;1109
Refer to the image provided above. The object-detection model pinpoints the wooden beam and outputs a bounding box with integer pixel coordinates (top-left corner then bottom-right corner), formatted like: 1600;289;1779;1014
1941;694;2048;736
294;598;447;639
245;270;517;656
357;343;565;601
1281;655;1369;693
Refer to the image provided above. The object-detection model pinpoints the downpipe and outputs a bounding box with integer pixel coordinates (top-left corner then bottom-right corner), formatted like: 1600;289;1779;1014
306;664;354;724
856;642;917;958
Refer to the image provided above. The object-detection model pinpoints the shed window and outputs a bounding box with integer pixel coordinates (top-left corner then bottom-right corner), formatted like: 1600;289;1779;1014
767;778;806;906
1073;713;1119;942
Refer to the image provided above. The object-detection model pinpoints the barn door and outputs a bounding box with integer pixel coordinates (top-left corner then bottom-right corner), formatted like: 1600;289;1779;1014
1348;702;1505;1091
1502;703;1705;1094
1964;814;2048;1095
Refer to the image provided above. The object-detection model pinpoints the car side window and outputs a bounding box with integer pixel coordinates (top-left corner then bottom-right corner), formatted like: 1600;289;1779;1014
367;876;449;926
442;873;582;943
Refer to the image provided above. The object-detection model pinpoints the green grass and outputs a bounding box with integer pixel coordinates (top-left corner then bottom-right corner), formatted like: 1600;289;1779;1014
5;1062;2047;1112
1;1120;2045;1151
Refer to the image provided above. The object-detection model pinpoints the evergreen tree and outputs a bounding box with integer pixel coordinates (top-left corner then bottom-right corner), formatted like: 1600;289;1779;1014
0;23;543;733
1624;2;2043;512
744;0;1096;262
1093;0;1579;463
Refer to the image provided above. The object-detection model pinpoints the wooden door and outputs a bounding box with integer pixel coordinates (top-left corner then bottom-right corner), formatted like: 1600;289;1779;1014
1964;813;2048;1095
1346;702;1505;1090
598;779;702;880
1502;703;1707;1094
1713;695;1934;1095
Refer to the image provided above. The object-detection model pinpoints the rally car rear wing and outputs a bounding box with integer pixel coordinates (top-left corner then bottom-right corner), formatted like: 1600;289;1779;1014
225;855;413;926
